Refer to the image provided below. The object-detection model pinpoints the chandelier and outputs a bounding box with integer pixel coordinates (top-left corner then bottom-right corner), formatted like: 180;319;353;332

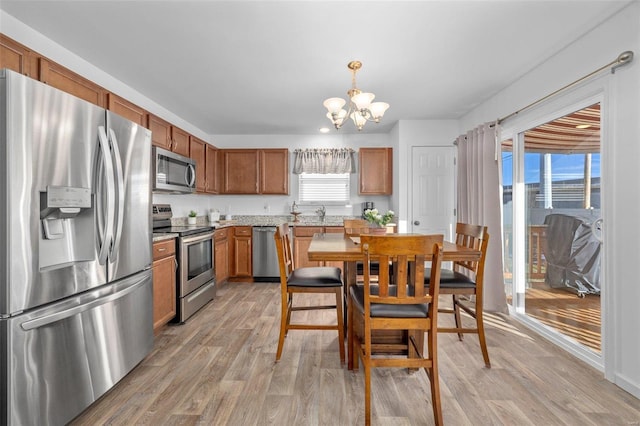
323;61;389;131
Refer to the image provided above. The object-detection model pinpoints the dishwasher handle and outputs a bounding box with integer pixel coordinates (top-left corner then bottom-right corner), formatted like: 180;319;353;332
253;226;276;232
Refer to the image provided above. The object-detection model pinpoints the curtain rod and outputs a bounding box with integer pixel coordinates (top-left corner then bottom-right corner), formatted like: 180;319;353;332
497;50;634;125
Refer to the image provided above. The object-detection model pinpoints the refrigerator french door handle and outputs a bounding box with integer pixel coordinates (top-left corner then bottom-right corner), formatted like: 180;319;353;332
186;163;196;187
108;128;125;259
20;274;148;331
97;126;116;265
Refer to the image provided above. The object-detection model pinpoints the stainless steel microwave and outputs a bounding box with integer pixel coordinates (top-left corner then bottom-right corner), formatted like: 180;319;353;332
152;146;196;193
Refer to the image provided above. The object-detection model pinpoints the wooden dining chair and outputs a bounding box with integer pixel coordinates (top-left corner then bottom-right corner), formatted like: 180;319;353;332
343;218;383;282
343;218;371;236
273;223;345;364
348;234;444;426
426;222;491;368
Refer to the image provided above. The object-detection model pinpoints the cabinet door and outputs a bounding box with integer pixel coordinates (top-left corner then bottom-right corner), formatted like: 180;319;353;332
38;58;106;107
222;150;259;194
233;236;252;277
190;136;206;193
359;147;392;195
215;238;229;284
147;113;172;150
205;145;220;194
107;93;146;126
171;126;190;157
0;34;37;78
152;255;176;331
260;149;289;194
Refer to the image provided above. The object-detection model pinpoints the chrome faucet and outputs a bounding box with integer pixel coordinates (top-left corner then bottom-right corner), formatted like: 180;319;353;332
316;205;326;221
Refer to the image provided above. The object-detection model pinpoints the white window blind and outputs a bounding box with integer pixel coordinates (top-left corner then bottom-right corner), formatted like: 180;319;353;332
298;173;350;203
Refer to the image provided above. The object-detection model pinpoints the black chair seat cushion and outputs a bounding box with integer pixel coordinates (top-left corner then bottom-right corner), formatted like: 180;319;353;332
350;284;429;318
425;268;477;289
288;266;342;287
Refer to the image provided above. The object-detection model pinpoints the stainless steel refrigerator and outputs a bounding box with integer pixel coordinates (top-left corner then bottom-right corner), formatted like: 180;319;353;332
0;69;154;425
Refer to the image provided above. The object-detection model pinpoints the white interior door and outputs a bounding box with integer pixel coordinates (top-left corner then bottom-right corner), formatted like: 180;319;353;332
410;146;456;240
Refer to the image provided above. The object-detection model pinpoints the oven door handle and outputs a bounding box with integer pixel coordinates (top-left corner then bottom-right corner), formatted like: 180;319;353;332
181;232;214;244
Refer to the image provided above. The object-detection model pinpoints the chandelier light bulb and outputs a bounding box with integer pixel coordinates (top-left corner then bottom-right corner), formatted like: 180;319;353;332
323;97;346;114
327;110;347;128
351;92;375;111
369;102;390;121
350;111;367;130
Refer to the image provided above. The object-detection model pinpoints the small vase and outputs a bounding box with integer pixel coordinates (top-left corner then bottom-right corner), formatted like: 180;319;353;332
188;216;197;225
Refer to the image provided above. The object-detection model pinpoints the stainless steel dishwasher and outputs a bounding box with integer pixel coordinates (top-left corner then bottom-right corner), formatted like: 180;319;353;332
252;226;281;281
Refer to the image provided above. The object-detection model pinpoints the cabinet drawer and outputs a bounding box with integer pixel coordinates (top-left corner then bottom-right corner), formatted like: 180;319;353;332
324;226;345;234
214;227;229;241
294;226;324;237
153;239;175;260
234;226;252;236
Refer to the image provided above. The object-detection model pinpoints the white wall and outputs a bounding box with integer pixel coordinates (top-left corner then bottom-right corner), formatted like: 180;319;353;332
459;2;640;399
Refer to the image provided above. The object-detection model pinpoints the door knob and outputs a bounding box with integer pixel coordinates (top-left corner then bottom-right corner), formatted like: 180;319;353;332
413;220;420;225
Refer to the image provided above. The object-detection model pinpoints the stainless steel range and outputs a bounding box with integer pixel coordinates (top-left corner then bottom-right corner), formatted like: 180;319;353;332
153;204;215;322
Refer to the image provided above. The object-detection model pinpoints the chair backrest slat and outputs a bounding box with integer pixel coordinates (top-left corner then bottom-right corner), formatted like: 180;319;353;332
360;234;444;308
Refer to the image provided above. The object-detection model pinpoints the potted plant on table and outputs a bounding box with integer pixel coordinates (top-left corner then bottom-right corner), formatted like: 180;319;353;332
188;210;197;225
363;208;395;234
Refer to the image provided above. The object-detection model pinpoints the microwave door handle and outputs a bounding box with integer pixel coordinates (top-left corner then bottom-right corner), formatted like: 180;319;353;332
108;128;125;259
186;163;196;187
97;126;115;265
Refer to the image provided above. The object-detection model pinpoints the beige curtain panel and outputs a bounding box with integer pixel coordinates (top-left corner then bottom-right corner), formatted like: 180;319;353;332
293;148;355;174
456;123;507;313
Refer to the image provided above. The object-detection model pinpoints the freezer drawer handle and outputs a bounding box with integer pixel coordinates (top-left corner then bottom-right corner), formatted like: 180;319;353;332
20;276;147;331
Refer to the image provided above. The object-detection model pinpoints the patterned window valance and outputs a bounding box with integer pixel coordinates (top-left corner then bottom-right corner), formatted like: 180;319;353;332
293;148;355;174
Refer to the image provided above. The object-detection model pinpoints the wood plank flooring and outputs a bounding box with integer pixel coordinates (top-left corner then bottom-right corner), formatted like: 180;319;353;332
70;282;640;425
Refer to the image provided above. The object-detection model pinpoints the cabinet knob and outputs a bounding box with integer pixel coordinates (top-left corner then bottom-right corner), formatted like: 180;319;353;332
413;220;420;225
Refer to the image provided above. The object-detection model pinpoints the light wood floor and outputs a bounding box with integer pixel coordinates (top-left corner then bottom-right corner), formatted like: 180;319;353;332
71;282;640;425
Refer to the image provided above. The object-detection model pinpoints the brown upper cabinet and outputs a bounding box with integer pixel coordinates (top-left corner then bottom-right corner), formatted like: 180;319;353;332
38;58;106;107
260;149;289;194
359;147;392;195
107;93;146;126
221;148;289;195
0;34;38;78
147;113;190;158
190;136;207;193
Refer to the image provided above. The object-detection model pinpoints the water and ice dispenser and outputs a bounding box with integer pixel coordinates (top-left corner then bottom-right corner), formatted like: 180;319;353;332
39;185;94;270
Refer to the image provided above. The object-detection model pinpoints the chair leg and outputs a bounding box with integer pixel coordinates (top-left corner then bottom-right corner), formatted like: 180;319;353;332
335;287;345;364
475;299;491;368
426;329;443;426
275;292;290;362
364;358;372;426
452;295;464;341
347;293;354;370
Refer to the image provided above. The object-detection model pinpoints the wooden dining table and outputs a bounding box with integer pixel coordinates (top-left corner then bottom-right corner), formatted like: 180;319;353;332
307;232;482;369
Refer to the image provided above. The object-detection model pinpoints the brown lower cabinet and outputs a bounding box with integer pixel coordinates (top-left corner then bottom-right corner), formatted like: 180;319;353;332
214;228;230;284
152;239;177;331
293;226;344;271
231;226;252;277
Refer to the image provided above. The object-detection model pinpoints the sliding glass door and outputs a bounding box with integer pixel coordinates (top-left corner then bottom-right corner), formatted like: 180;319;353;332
502;103;602;357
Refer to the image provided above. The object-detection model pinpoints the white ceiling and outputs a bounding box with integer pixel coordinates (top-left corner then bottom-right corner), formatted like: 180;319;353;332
0;1;632;135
